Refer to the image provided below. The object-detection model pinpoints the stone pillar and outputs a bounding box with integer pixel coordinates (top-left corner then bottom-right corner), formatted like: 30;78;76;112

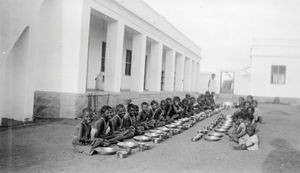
175;53;184;91
62;0;91;93
131;33;146;92
196;61;200;92
191;61;196;91
104;21;125;92
164;49;176;91
148;42;163;91
184;57;192;91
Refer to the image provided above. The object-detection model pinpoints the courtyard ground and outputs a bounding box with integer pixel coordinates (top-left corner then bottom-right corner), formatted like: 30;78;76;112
1;103;300;173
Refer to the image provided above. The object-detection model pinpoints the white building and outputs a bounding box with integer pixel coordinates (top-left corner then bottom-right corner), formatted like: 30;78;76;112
250;39;300;99
0;0;202;123
198;39;300;103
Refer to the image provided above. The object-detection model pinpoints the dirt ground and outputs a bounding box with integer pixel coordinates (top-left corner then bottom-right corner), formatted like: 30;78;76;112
1;103;300;173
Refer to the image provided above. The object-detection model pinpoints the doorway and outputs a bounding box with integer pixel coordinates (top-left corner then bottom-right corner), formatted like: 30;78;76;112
220;71;234;94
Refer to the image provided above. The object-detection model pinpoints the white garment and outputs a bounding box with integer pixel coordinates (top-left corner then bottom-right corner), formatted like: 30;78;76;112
208;78;216;92
253;107;261;121
95;72;105;90
238;134;249;145
246;134;259;151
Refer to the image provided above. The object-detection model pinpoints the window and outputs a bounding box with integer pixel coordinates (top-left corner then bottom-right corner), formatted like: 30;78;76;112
271;65;286;85
125;50;132;76
101;42;106;72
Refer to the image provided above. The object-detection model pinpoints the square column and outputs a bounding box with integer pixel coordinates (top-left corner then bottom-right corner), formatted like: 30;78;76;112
104;21;125;92
131;33;146;92
191;61;197;91
196;61;200;92
184;57;192;91
164;49;176;91
175;53;184;91
62;0;91;93
149;42;163;91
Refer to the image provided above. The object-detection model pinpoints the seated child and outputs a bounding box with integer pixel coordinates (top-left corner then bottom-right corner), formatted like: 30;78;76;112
233;125;259;151
109;104;135;141
90;105;115;148
181;98;193;117
72;108;92;144
251;100;263;123
124;104;144;135
246;95;254;103
190;97;197;106
137;102;154;129
72;108;94;155
109;104;125;132
185;94;191;100
246;107;255;123
165;97;175;120
150;100;166;126
235;97;245;109
160;100;168;119
196;96;205;112
228;113;247;141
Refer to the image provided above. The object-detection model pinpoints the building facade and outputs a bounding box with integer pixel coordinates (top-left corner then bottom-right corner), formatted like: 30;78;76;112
250;39;300;99
0;0;202;123
198;39;300;103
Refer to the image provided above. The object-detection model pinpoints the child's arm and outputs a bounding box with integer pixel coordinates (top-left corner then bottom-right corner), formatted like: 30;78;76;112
246;142;255;149
236;130;247;138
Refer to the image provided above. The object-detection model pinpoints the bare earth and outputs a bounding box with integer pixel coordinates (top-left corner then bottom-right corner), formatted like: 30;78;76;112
1;103;300;173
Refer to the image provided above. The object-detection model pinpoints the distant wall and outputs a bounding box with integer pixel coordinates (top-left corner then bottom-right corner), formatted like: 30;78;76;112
34;91;199;119
251;56;300;98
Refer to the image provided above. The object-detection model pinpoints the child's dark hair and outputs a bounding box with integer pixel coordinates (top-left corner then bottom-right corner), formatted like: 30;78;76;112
127;104;135;110
239;97;245;101
134;105;139;111
243;101;251;106
100;105;112;114
160;99;166;104
173;96;180;102
150;100;158;106
116;104;125;110
141;102;149;106
166;97;172;102
82;107;92;113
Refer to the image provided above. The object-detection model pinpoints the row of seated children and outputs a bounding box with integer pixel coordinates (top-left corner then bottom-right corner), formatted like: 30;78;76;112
227;95;261;151
234;95;262;124
72;92;217;155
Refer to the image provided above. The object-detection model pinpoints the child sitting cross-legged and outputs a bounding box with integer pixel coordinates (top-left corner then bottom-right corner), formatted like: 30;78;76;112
233;125;259;151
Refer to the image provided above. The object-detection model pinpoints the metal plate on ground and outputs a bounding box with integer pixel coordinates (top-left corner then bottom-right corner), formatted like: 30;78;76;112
94;147;117;155
117;141;138;149
204;135;221;141
133;135;152;142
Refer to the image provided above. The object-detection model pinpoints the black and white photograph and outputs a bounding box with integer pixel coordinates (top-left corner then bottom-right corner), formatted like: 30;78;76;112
1;0;300;172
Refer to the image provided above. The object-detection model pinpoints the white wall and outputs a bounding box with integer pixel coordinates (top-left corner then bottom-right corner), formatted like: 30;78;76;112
234;72;251;96
251;56;300;98
86;14;107;90
198;73;213;94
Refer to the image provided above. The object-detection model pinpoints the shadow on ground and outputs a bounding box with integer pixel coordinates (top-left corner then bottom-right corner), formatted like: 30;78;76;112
262;138;300;173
